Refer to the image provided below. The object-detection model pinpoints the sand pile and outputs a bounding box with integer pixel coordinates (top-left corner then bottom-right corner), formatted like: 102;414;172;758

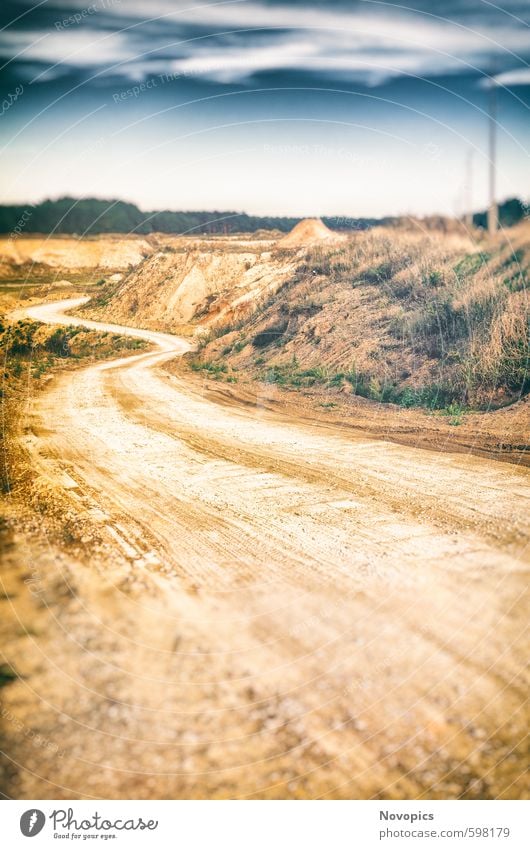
277;218;345;247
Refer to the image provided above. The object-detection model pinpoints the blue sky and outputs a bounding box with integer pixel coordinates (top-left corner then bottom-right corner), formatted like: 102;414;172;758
0;0;528;216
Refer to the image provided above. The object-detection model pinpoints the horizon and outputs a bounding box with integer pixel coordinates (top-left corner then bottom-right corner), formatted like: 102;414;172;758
0;192;526;223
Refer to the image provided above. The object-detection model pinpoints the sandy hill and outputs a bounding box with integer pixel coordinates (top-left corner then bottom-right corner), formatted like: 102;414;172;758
82;236;298;332
278;218;345;248
198;223;530;410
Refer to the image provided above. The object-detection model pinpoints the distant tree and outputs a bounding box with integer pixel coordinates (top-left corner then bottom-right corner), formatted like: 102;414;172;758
473;198;527;229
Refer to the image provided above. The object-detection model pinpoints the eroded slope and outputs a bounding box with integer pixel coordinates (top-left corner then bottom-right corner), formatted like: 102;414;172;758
81;235;299;332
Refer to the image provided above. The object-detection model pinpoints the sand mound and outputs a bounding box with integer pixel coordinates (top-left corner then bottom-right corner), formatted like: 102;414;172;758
278;218;344;247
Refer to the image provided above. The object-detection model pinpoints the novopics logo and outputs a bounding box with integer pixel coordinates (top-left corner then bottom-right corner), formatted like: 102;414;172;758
20;810;46;837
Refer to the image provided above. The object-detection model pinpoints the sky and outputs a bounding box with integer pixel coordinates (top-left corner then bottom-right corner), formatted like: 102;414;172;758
0;0;528;218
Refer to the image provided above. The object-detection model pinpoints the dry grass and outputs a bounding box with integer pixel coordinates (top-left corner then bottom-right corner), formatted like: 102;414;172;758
197;223;529;410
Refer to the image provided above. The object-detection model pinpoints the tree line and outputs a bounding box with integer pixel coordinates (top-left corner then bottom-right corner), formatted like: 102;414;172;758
0;196;525;236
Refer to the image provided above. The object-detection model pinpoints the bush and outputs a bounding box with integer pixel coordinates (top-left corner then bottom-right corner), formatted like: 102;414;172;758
45;329;70;357
190;359;228;376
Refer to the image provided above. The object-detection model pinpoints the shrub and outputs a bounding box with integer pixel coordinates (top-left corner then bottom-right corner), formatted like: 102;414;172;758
427;269;444;287
190;359;228;376
45;329;70;357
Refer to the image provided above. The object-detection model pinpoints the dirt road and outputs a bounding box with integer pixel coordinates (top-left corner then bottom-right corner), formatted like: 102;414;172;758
3;297;529;799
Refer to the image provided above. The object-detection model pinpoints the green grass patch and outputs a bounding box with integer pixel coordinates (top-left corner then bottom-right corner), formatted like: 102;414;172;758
453;252;491;279
0;664;17;688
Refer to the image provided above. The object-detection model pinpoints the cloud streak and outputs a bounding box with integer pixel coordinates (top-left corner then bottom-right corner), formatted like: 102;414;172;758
0;0;528;88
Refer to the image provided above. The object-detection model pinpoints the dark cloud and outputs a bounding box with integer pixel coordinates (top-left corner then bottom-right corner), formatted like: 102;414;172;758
0;0;529;95
0;1;527;216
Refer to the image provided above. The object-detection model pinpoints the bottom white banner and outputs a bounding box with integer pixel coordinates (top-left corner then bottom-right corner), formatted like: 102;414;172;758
2;800;528;848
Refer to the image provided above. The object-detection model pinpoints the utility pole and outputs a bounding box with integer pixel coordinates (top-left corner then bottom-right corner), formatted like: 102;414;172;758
488;73;498;235
465;148;474;230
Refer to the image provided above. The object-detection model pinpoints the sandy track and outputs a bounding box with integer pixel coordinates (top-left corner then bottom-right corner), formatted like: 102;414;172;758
7;297;530;799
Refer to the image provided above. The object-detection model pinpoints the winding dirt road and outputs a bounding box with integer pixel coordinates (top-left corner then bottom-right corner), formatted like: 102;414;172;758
6;297;530;799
